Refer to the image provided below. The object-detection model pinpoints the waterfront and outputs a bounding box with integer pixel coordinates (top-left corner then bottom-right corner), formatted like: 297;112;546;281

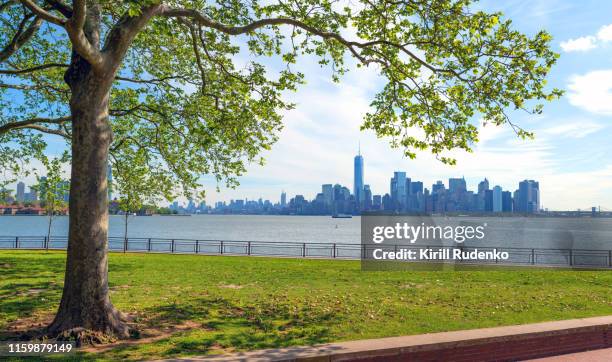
0;215;611;250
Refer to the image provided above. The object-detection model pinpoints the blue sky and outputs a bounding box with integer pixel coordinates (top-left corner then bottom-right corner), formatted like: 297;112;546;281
10;0;612;210
198;0;612;210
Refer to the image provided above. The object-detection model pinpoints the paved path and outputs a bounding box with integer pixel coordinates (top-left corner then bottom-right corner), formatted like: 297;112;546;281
526;347;612;361
157;316;612;362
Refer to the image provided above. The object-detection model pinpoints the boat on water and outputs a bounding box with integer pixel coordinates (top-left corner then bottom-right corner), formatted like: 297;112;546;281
332;214;353;218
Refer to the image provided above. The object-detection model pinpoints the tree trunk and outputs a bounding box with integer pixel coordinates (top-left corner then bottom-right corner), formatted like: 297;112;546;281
124;211;128;253
46;209;52;251
47;60;128;340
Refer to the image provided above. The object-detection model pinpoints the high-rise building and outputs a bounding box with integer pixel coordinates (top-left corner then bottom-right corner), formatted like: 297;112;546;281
476;178;490;211
363;184;372;210
354;150;364;207
25;186;38;202
382;193;392;211
280;191;287;207
502;191;512;212
449;178;466;194
478;178;490;193
518;180;539;213
321;184;333;207
432;180;445;194
410;181;423;194
492;185;502;212
390;172;407;211
16;182;25;202
484;189;493;212
372;195;382;210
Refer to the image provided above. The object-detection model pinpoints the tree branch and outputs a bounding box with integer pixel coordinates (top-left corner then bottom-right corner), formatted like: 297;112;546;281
18;0;66;26
158;7;460;78
18;124;70;138
114;74;187;85
0;115;70;135
45;0;72;18
0;15;42;63
0;62;68;75
64;0;104;72
101;4;164;72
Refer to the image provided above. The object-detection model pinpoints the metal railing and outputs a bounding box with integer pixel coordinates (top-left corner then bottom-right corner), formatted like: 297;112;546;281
1;235;611;268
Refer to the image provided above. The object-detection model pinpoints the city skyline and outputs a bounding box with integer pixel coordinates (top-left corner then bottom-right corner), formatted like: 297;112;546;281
9;146;611;213
206;149;543;215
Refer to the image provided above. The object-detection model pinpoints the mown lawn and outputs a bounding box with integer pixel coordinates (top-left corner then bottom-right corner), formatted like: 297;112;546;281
0;250;610;361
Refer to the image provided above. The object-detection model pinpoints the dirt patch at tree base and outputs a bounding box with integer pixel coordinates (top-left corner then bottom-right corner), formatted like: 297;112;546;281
2;313;203;351
80;320;202;352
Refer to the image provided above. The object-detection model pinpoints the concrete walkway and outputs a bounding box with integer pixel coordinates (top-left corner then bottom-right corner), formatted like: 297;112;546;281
158;315;612;362
526;347;612;361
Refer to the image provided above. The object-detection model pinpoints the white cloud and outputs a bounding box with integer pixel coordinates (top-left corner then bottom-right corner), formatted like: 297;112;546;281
559;23;612;52
541;121;604;138
567;70;612;115
560;36;597;52
597;24;612;42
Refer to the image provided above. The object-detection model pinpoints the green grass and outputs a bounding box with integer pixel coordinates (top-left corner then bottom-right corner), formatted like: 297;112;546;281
0;250;611;361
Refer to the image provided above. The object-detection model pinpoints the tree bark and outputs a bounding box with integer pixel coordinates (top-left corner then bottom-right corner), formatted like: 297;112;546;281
124;211;128;253
47;57;128;339
46;209;52;251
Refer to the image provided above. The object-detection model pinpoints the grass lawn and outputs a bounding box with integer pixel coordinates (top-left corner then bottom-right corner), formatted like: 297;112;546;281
0;250;611;361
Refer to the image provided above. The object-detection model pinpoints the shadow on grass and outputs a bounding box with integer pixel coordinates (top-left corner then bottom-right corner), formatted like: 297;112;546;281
0;280;62;340
88;295;340;360
0;253;66;278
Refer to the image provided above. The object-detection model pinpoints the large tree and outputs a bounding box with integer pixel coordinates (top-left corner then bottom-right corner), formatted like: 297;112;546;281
0;0;560;339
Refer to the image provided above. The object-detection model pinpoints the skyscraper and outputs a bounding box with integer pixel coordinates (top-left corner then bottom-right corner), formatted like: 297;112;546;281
492;185;502;212
363;184;372;210
390;171;407;211
448;178;466;194
478;178;490;193
280;191;287;207
477;178;490;211
16;182;25;202
518;180;540;213
502;191;512;212
410;181;423;194
354;148;364;208
484;189;493;212
321;184;333;207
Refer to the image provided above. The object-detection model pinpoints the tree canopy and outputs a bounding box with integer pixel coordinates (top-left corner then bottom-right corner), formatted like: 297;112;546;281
1;0;561;199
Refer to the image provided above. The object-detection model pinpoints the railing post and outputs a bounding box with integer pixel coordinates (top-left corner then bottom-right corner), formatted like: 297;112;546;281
15;236;18;249
569;249;573;266
609;250;611;268
302;243;306;257
220;240;224;254
195;240;199;254
247;241;251;256
531;249;535;265
44;236;48;250
147;238;151;252
333;243;336;258
171;239;175;253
